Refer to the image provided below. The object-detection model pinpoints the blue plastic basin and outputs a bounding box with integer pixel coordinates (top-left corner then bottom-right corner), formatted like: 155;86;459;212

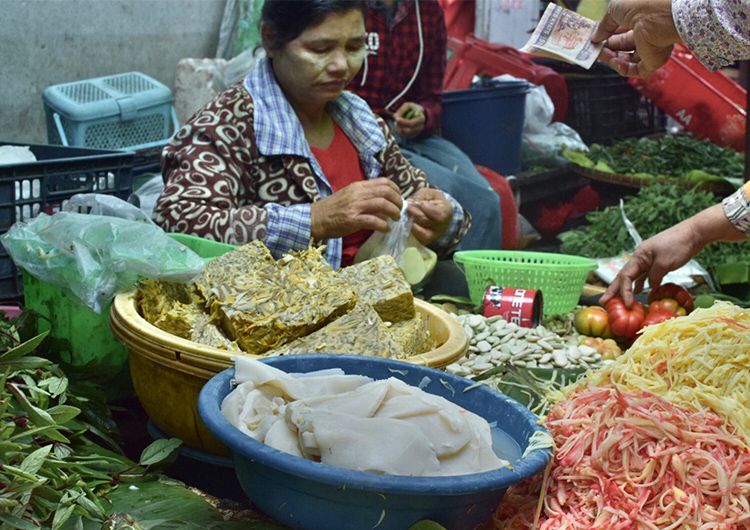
198;354;551;530
442;81;529;176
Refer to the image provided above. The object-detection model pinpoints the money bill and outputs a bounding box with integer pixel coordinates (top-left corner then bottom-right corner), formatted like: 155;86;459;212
520;3;604;70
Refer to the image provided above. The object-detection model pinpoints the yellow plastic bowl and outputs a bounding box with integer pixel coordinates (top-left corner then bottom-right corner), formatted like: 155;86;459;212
110;292;469;456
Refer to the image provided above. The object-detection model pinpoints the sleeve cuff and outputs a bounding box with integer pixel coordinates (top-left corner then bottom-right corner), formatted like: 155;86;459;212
263;203;314;258
431;191;466;248
722;184;750;237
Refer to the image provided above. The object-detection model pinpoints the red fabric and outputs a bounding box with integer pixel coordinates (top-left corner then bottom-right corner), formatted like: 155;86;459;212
531;185;601;236
349;0;446;138
310;122;372;267
438;0;474;40
474;165;518;250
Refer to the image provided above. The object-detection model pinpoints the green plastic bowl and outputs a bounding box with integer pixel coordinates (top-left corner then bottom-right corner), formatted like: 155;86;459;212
454;250;598;315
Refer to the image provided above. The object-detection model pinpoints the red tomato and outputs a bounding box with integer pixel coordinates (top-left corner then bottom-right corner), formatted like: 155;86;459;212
641;309;678;329
579;336;622;360
648;283;694;313
648;298;680;314
574;306;614;338
605;298;646;339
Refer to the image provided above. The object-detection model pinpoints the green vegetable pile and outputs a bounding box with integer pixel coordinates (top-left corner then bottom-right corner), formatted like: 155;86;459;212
559;182;750;277
586;135;744;179
563;134;745;189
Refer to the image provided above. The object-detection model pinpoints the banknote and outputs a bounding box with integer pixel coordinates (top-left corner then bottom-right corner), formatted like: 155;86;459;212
520;3;604;69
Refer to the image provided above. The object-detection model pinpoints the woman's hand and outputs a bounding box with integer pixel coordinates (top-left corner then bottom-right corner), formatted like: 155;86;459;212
310;178;402;240
392;103;426;139
406;187;453;246
591;0;681;78
601;203;744;308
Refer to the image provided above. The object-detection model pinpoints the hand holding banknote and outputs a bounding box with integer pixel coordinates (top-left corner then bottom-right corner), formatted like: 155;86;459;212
591;0;682;78
520;4;604;69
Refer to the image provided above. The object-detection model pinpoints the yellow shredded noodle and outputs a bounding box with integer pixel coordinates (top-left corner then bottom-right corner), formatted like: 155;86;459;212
559;301;750;444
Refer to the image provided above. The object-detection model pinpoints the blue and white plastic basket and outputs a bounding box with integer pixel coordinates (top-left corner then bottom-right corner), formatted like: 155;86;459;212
43;72;178;152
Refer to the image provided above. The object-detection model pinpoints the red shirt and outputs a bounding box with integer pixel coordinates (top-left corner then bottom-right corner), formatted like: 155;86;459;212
310;122;372;267
349;0;446;138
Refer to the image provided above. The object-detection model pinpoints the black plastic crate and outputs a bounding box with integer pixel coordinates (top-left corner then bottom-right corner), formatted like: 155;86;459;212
534;60;667;146
0;142;135;300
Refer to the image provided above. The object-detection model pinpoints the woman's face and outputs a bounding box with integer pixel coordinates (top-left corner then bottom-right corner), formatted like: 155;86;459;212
267;9;366;111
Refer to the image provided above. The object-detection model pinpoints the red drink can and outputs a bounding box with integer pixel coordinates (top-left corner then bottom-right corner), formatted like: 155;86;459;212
482;286;544;328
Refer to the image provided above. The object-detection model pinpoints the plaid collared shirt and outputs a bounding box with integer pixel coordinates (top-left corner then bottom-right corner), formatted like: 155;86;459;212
248;57;388;267
350;0;447;138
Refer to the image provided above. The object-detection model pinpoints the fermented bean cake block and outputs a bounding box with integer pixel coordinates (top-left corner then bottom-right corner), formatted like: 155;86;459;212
191;314;241;351
266;301;405;358
387;312;433;357
338;255;415;322
217;246;357;355
193;240;277;304
135;279;205;339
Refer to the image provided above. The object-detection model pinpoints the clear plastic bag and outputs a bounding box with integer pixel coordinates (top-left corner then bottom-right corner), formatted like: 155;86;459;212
354;203;437;287
0;194;205;313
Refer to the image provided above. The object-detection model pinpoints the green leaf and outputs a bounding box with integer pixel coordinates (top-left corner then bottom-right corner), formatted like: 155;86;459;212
0;357;53;372
74;476;227;529
562;148;594;168
47;405;81;425
0;511;40;530
10;424;70;443
2;463;47;483
19;444;52;474
139;438;183;467
40;376;69;398
76;494;106;519
8;383;56;427
0;332;49;363
714;262;750;285
52;502;77;530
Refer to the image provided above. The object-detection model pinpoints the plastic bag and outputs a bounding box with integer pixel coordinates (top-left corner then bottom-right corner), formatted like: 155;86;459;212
354;203;437;288
128;174;165;220
223;48;266;88
1;194;205;313
491;74;588;170
216;0;264;60
0;145;36;166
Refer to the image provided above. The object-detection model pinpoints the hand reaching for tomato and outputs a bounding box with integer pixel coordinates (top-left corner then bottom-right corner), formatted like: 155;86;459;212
605;298;646;339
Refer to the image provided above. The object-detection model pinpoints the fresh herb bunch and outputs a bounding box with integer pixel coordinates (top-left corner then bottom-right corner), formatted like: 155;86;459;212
559;183;750;273
585;135;745;179
0;316;182;529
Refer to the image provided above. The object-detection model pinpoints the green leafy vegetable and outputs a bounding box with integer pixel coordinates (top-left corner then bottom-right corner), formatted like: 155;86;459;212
559;182;750;282
565;134;745;181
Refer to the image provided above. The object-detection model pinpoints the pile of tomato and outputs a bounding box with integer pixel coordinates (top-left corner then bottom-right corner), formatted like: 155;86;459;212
574;283;695;359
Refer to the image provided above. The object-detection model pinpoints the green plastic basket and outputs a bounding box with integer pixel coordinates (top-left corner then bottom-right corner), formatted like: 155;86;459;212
453;250;598;315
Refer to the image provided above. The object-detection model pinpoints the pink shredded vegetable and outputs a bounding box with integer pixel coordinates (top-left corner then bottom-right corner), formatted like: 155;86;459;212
494;384;750;529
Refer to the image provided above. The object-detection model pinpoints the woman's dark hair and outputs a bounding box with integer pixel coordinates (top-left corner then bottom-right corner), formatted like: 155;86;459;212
261;0;367;50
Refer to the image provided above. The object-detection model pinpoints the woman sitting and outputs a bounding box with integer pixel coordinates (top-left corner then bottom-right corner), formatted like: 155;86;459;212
153;0;470;269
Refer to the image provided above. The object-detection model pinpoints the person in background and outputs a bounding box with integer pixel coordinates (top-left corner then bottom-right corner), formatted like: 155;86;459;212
154;0;470;270
596;0;750;307
349;0;505;251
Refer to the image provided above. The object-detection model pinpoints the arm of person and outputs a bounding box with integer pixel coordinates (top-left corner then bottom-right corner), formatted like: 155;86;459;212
375;116;471;256
602;184;750;307
593;0;750;77
591;0;681;77
392;0;447;138
154;96;318;259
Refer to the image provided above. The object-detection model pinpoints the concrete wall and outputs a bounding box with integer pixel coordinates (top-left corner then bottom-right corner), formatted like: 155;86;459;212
1;0;227;144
